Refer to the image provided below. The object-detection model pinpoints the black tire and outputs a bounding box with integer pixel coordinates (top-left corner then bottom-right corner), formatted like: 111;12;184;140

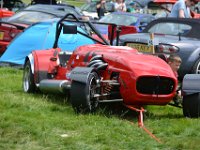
70;71;100;113
192;58;200;74
182;93;200;118
23;60;36;93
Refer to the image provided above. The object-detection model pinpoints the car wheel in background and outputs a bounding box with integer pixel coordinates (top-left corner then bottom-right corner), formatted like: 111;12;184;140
182;93;200;118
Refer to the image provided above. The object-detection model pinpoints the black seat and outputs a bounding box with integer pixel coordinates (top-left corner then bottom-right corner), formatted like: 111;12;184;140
58;51;72;67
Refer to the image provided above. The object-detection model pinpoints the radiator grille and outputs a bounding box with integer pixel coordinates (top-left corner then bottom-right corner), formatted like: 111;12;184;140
136;76;175;95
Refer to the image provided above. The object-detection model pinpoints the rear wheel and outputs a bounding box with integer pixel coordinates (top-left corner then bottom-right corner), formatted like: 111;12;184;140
70;71;100;113
23;60;35;93
182;93;200;118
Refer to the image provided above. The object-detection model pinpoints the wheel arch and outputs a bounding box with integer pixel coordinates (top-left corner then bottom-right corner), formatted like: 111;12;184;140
180;47;200;75
69;67;98;84
182;74;200;96
189;47;200;65
24;53;34;74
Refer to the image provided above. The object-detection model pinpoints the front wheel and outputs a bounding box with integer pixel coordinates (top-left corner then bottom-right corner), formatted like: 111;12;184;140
70;71;100;113
182;93;200;118
23;60;36;93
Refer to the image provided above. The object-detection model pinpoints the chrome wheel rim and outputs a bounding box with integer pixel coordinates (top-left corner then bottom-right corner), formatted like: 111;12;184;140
23;65;31;92
89;75;99;109
196;62;200;74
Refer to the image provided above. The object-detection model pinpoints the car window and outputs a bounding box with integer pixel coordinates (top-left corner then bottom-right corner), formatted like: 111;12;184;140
83;3;96;12
140;16;154;25
148;22;192;36
81;2;114;12
7;11;56;24
24;5;81;17
99;14;138;26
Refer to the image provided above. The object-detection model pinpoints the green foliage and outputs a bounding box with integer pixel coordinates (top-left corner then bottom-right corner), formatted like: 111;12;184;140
1;67;200;149
22;0;85;7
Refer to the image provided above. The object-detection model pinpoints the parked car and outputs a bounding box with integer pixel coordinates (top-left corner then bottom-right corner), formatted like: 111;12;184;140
97;11;155;35
23;13;179;117
4;4;85;24
117;17;200;80
0;4;88;54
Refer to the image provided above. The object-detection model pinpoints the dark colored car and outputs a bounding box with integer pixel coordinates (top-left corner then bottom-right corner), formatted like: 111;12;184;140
117;17;200;80
4;4;84;24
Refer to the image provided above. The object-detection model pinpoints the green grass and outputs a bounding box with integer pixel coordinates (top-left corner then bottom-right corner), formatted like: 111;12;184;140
1;67;200;149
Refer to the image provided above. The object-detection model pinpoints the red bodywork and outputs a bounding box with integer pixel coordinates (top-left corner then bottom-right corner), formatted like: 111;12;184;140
108;25;138;41
31;44;177;106
0;23;26;54
0;8;14;18
0;9;16;54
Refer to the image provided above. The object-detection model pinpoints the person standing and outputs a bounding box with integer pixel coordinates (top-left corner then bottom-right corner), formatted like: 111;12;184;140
114;0;126;12
169;0;198;18
96;0;106;19
127;2;136;13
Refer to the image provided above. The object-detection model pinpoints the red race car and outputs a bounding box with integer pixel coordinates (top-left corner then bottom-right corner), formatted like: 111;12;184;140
23;14;179;116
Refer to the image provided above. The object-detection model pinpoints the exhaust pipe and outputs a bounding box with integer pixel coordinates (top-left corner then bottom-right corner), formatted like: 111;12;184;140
39;79;71;94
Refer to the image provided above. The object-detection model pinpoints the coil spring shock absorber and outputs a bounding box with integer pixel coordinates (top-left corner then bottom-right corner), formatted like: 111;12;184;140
87;55;112;94
87;55;108;71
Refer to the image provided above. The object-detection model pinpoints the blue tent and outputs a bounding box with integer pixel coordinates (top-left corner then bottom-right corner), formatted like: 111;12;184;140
0;18;95;66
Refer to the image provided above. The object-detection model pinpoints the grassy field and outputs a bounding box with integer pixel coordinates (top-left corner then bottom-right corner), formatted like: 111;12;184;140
0;67;200;149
